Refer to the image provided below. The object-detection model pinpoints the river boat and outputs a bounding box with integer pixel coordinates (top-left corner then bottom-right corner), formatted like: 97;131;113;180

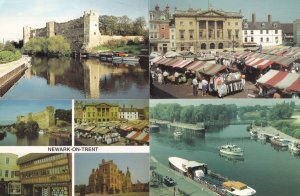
270;136;289;147
257;133;266;141
249;130;257;138
168;157;256;196
173;130;183;137
220;144;244;156
149;124;160;133
288;142;300;154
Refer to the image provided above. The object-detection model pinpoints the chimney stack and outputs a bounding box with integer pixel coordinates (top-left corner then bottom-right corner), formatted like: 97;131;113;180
268;14;272;24
252;13;256;24
155;4;160;11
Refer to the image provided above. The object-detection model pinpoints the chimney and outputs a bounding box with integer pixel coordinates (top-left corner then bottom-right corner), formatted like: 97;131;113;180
268;14;272;24
252;13;256;24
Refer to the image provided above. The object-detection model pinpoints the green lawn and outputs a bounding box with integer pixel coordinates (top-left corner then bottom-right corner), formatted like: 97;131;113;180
242;112;261;120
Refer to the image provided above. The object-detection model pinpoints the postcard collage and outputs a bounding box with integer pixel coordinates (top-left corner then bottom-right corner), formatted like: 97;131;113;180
0;0;300;195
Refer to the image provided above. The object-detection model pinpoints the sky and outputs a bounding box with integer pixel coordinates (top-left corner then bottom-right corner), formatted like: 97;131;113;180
75;153;149;185
80;99;149;108
151;0;300;23
0;0;148;41
150;99;300;107
0;100;71;125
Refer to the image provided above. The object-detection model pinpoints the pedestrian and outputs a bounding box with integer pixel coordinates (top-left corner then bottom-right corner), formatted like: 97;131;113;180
192;77;198;96
163;70;169;85
201;78;208;96
273;90;281;99
174;71;179;85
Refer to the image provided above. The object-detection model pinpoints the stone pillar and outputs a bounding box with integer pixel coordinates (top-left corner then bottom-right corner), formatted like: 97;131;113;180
214;21;217;40
206;20;208;40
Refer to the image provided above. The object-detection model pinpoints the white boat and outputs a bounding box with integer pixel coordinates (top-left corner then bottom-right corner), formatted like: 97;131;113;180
288;142;300;153
249;130;257;137
173;130;183;137
257;133;266;141
38;130;44;135
168;157;256;196
220;144;244;156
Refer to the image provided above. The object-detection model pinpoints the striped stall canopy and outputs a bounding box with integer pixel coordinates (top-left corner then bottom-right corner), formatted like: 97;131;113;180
164;58;180;66
150;56;163;63
186;61;207;71
126;131;149;143
171;59;192;68
257;70;300;92
197;62;226;76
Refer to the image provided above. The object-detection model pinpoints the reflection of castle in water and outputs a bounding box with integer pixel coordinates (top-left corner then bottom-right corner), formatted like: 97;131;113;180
28;57;148;98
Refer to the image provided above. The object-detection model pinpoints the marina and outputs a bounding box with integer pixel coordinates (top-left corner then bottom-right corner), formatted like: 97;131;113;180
151;124;300;196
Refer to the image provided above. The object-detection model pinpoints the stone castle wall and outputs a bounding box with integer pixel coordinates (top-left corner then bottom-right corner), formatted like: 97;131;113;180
16;106;55;130
23;10;142;51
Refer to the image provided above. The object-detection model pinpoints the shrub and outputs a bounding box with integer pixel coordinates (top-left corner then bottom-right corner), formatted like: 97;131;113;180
0;50;21;64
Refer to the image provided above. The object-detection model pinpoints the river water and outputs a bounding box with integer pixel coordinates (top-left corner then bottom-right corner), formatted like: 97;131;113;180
151;124;300;196
2;57;149;99
0;130;71;146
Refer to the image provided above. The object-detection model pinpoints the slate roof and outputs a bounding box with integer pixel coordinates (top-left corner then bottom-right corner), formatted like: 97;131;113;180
281;23;293;34
243;21;281;30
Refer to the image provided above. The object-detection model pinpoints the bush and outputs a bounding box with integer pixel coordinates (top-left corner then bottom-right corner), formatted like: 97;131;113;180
104;39;127;49
0;50;21;64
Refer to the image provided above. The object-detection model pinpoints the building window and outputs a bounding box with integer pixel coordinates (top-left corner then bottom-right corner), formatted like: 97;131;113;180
180;30;185;39
94;32;96;35
235;30;239;38
161;25;165;30
180;21;184;26
251;37;254;42
275;29;278;34
0;169;2;177
150;13;154;20
11;171;14;178
162;33;165;38
235;22;238;26
267;37;269;42
228;30;232;39
244;37;247;42
266;30;269;34
250;30;254;34
5;170;8;177
160;15;165;20
171;35;174;39
260;30;263;34
244;31;247;35
181;44;184;51
228;22;230;26
261;37;263;42
199;31;203;38
189;30;194;39
6;157;9;164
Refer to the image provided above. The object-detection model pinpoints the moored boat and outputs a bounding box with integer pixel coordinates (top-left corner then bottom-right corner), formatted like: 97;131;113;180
168;157;256;196
257;133;266;141
249;130;257;138
0;130;6;140
220;144;244;156
270;136;289;147
173;130;183;137
288;142;300;154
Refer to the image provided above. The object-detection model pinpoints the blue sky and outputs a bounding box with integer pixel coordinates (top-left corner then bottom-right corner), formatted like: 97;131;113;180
150;99;300;107
75;153;149;185
0;0;148;41
151;0;300;23
0;100;71;125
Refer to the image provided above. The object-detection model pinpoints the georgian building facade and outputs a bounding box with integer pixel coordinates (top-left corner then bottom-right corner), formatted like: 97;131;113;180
81;103;119;124
149;5;171;53
243;14;283;47
173;8;243;52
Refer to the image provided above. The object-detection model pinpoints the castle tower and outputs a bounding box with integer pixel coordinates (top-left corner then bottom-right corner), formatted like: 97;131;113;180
23;26;31;44
123;167;132;192
45;106;55;127
46;21;55;37
83;10;101;50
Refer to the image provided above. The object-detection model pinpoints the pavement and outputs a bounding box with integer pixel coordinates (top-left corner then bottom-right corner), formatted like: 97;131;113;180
0;56;30;77
151;81;258;99
150;156;217;196
257;126;300;143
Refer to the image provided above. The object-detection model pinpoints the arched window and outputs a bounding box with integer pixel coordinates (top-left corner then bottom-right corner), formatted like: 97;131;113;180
210;43;215;49
201;43;206;49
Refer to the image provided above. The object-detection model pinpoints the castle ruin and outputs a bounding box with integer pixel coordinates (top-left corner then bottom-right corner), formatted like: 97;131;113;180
23;10;142;51
16;106;55;129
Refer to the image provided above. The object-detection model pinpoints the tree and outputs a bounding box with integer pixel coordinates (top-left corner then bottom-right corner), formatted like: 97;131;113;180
47;36;71;56
132;17;146;35
0;43;4;51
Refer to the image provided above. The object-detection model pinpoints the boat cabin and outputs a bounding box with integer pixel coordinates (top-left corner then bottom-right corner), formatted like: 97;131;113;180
182;161;208;177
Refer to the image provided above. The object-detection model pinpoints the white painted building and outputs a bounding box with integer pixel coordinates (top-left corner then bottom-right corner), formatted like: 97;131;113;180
169;19;176;51
119;105;139;121
243;14;282;47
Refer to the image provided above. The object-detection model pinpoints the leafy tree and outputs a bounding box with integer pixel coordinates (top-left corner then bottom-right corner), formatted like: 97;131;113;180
55;109;72;123
47;36;71;56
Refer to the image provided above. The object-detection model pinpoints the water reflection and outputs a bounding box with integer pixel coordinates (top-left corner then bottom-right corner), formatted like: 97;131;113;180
3;57;149;99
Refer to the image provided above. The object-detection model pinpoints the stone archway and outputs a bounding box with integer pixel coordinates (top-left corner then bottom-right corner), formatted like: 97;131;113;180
201;43;206;50
218;43;224;49
210;43;215;49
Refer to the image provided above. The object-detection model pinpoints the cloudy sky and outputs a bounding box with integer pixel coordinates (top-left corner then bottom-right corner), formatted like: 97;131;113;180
75;153;149;185
151;0;300;23
0;0;148;41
